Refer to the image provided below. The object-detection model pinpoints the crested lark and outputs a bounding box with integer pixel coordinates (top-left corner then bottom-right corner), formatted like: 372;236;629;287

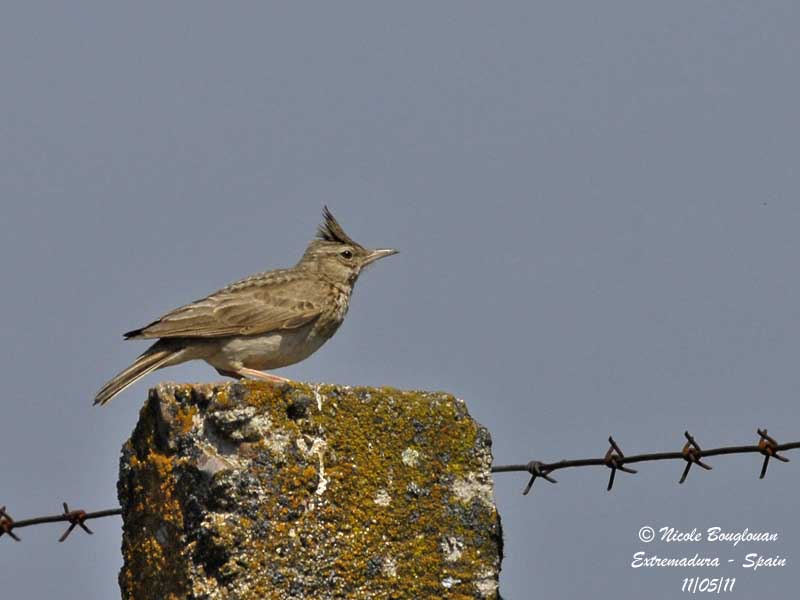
94;207;397;405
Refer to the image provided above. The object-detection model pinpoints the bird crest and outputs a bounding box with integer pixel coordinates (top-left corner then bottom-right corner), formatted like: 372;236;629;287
316;206;363;248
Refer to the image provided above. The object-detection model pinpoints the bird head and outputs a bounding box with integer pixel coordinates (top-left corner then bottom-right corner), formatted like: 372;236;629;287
298;207;398;285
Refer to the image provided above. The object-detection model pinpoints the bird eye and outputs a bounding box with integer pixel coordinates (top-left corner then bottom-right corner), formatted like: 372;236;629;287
340;250;353;259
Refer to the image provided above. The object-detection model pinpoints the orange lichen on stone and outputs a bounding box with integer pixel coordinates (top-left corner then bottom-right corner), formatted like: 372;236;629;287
176;404;198;433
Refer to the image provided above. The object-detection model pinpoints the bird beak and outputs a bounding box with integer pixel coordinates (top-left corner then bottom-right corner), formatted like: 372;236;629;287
363;248;398;266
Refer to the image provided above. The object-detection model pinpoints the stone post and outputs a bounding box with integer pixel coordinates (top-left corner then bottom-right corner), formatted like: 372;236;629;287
118;381;502;599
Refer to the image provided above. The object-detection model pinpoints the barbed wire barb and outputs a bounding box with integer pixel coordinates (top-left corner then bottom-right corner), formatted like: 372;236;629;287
679;430;712;484
603;436;637;491
522;461;557;495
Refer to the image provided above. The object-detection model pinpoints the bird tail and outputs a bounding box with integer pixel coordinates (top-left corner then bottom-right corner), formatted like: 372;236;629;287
94;345;179;406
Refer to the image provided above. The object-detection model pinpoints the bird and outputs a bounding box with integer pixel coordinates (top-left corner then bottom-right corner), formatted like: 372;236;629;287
94;207;397;405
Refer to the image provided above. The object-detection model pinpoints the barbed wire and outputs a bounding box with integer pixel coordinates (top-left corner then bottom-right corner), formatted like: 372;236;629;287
3;430;796;541
0;503;121;542
492;428;799;495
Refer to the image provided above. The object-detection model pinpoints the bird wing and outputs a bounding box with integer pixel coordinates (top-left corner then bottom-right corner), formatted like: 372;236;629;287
125;271;327;339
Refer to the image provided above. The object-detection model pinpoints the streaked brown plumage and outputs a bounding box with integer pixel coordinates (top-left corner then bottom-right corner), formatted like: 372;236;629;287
94;207;397;405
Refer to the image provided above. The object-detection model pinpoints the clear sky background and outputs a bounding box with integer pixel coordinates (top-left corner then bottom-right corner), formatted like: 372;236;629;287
1;3;799;599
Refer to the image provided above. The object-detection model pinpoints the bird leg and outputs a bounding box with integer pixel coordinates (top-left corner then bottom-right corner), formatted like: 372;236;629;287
239;368;291;382
216;367;290;383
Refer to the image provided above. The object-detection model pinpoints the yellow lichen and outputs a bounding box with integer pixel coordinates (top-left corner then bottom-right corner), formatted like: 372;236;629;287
176;404;198;433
